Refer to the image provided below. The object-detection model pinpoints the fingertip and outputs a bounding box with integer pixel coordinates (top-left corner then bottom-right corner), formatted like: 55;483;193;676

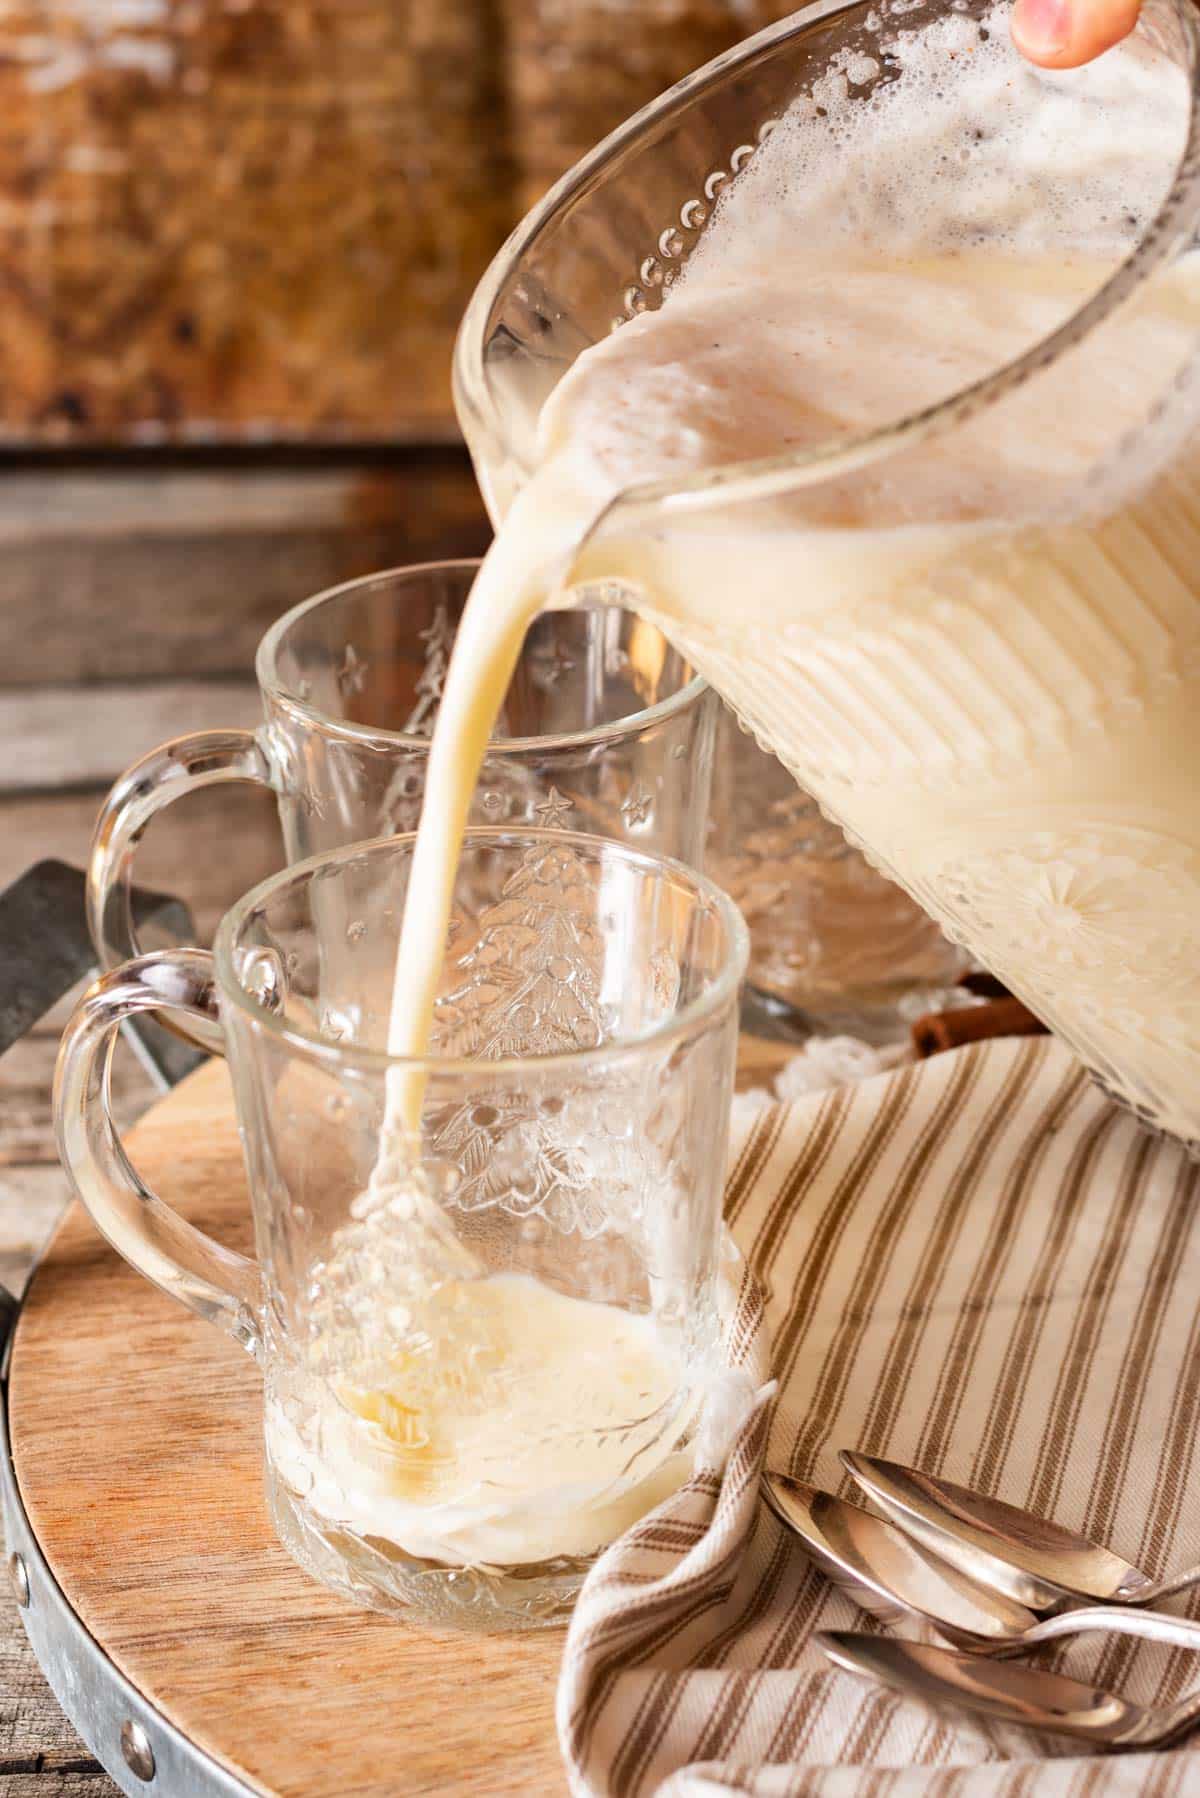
1011;0;1141;67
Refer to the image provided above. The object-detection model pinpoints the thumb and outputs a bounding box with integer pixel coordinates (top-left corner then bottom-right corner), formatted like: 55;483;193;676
1011;0;1141;66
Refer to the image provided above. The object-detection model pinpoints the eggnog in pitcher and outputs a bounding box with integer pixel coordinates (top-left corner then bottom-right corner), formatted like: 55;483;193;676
389;6;1200;1145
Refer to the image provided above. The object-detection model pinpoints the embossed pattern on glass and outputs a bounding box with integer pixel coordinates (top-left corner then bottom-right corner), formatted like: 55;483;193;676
89;562;717;1046
455;0;1200;1148
57;831;746;1629
708;705;969;1040
260;564;713;861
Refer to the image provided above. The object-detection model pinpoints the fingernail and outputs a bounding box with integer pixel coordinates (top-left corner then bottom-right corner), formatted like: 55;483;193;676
1011;0;1073;55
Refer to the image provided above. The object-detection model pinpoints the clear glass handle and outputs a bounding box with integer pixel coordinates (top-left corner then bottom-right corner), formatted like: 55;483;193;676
87;729;273;1055
54;949;262;1354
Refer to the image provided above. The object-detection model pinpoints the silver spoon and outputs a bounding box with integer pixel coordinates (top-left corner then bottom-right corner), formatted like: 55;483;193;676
816;1630;1200;1749
842;1450;1200;1614
764;1475;1200;1655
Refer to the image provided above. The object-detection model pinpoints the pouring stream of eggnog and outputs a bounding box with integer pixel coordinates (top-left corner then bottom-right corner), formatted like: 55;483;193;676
313;7;1200;1566
375;460;602;1165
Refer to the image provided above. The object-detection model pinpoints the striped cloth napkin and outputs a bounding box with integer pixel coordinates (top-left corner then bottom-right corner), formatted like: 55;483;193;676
559;1035;1200;1796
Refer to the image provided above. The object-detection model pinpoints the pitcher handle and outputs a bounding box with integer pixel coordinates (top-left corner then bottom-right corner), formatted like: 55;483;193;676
54;949;262;1354
87;729;273;1055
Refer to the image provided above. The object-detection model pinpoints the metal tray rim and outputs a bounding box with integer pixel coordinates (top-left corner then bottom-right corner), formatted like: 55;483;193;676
1;1290;257;1798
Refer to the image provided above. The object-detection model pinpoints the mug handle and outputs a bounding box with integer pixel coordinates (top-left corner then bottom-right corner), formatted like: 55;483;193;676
54;948;262;1354
87;729;273;1055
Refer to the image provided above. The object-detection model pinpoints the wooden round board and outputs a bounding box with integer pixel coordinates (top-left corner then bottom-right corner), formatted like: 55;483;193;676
11;1059;565;1798
10;1041;793;1797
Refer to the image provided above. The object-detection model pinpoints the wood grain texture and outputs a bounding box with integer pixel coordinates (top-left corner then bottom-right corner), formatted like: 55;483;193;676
0;461;490;687
504;0;803;210
0;1027;156;1297
9;1037;792;1795
0;1585;114;1795
0;3;510;443
0;1035;74;1169
0;681;260;796
0;786;282;950
0;1166;70;1302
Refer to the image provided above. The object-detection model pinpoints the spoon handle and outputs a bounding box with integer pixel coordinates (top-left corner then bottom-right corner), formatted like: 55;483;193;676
1025;1605;1200;1652
1145;1562;1200;1605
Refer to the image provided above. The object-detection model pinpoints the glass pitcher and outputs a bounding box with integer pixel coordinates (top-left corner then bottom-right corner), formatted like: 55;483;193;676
454;0;1200;1148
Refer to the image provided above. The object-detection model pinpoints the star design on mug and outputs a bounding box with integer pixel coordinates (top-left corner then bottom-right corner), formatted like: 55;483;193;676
532;640;577;690
534;786;574;829
621;782;653;828
337;644;368;698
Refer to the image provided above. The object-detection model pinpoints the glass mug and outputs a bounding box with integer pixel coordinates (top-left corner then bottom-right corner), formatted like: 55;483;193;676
708;705;969;1043
56;829;747;1629
456;0;1200;1149
88;560;716;1050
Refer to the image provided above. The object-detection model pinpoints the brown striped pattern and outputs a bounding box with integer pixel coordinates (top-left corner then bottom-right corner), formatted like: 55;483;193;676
558;1038;1200;1796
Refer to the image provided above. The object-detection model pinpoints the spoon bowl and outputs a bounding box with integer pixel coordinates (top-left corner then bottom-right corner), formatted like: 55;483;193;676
841;1451;1198;1612
817;1630;1200;1749
763;1474;1037;1644
764;1475;1200;1655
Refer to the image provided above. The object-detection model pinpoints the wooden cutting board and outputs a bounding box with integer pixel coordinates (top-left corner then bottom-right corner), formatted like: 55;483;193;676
9;1042;791;1797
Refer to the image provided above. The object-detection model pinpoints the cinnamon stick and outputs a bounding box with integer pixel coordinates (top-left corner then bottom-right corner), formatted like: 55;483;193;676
955;970;1010;1000
911;996;1049;1059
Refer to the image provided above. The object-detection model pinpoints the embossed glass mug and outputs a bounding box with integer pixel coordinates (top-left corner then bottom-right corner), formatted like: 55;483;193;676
88;561;715;1049
708;706;969;1043
456;0;1200;1147
56;828;747;1628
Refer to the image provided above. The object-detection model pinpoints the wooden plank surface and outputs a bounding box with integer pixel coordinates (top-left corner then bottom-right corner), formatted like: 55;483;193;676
0;0;509;444
0;784;282;944
0;460;489;687
0;1029;154;1289
0;681;260;794
0;1595;116;1796
7;1036;793;1798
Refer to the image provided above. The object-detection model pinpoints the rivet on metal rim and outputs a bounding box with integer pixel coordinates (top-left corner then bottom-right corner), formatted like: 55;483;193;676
121;1719;156;1782
8;1552;28;1608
